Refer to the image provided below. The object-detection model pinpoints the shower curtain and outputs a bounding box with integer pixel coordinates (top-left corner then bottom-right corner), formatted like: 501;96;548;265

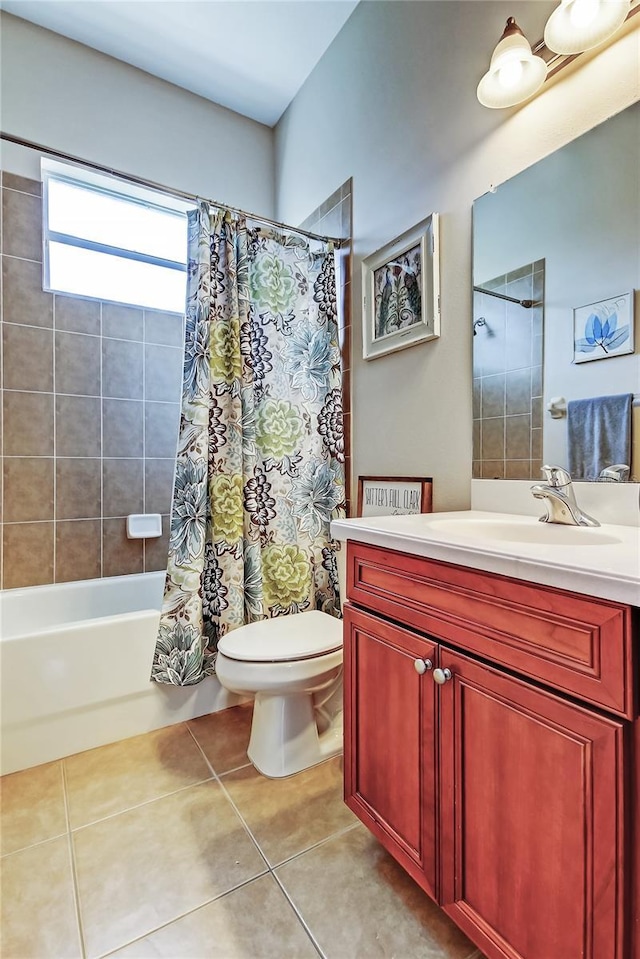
151;202;345;686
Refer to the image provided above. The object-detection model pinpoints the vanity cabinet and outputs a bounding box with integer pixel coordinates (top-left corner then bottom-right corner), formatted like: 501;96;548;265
343;608;439;899
343;541;637;959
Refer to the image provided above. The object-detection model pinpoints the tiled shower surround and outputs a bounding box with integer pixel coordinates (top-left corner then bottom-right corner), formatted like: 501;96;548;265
472;261;545;481
0;170;184;589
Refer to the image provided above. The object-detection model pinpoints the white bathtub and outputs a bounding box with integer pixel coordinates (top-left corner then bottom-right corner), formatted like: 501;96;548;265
0;572;237;775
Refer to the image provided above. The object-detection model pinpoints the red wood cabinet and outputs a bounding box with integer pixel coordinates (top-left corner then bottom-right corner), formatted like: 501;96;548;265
343;542;637;959
439;648;625;959
344;606;438;900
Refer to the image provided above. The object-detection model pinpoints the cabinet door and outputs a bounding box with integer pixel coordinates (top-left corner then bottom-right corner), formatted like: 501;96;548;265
439;648;626;959
343;605;438;900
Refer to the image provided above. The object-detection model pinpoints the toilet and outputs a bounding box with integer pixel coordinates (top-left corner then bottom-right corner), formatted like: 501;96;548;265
216;609;344;779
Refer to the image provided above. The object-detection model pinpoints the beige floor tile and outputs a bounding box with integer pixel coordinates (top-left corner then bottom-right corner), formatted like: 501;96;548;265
221;756;357;867
188;703;253;774
108;874;317;958
73;780;267;958
0;837;82;958
276;825;479;959
65;723;213;828
0;760;67;856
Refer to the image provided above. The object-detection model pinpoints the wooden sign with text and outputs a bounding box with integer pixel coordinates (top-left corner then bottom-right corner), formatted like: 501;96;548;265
357;477;433;517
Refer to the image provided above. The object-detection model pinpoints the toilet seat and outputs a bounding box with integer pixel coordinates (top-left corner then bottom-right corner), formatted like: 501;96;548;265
218;610;342;663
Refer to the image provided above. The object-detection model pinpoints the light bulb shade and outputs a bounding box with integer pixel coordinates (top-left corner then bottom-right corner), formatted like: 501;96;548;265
477;19;548;108
544;0;631;54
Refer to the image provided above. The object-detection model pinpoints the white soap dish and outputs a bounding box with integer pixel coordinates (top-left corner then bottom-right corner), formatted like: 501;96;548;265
126;514;162;539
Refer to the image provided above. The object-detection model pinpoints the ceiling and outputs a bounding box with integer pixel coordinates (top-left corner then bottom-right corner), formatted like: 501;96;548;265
0;0;359;126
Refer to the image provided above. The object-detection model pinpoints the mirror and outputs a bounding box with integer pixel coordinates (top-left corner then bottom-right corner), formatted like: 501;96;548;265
472;102;639;482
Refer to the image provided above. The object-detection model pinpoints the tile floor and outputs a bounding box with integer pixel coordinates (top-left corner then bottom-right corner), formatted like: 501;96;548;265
1;704;484;959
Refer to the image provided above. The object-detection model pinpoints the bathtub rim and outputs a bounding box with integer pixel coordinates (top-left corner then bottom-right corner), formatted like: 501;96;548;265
0;569;166;640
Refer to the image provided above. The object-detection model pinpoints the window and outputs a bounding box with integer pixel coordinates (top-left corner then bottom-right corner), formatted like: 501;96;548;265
42;160;190;313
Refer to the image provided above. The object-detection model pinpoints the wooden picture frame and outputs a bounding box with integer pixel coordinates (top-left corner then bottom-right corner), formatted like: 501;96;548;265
357;476;433;517
361;214;440;360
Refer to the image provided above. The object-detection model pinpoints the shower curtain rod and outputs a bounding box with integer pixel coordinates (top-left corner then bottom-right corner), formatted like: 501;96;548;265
0;131;345;248
473;285;536;309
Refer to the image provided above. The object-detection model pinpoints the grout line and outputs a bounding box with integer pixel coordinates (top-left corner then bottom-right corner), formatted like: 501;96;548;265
142;315;146;573
185;725;357;944
1;286;4;590
184;724;271;872
95;873;271;959
213;759;252;777
99;302;104;578
3;455;174;460
270;870;327;959
0;252;42;264
52;292;57;582
69;773;217;834
0;830;69;861
2;515;157;525
3;316;182;347
2;388;177;405
60;761;88;959
2;183;41;199
270;820;360;872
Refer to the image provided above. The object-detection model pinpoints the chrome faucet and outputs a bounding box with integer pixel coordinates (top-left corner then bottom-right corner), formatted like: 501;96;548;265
598;464;630;482
530;465;600;527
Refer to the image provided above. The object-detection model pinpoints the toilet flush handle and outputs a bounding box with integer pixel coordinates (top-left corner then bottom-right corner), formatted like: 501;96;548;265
414;659;433;675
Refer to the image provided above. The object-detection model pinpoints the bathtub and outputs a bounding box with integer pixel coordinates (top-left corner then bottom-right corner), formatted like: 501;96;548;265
0;572;238;775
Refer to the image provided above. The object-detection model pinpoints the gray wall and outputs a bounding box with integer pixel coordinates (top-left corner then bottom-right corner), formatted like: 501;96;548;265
274;0;639;510
0;12;275;217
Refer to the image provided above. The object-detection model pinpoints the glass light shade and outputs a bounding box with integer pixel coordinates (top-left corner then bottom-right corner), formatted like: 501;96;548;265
544;0;631;54
477;22;548;109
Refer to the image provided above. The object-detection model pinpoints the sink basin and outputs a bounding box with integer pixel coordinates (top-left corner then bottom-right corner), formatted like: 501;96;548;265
426;519;622;546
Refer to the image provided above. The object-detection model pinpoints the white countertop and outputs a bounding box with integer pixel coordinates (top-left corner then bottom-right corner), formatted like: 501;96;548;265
331;511;640;606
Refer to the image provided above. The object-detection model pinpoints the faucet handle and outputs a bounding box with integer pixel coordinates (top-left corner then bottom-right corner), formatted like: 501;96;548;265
598;464;630;482
541;465;572;488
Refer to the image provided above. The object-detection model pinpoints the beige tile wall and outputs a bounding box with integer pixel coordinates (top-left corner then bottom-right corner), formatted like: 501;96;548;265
472;261;544;481
0;170;184;589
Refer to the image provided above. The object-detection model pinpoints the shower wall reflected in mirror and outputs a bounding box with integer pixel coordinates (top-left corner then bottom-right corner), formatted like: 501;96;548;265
473;261;544;479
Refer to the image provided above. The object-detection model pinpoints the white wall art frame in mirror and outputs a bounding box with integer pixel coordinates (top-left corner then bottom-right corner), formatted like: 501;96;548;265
573;290;635;363
361;214;440;360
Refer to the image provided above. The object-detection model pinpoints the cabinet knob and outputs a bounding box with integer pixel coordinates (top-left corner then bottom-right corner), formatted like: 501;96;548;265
414;658;433;674
433;667;453;685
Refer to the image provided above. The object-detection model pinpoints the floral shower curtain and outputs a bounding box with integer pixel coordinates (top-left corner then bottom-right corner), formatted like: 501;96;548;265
151;202;345;686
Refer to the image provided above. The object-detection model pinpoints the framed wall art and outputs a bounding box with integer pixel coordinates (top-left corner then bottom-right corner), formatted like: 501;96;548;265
573;291;634;363
362;214;440;360
357;476;433;517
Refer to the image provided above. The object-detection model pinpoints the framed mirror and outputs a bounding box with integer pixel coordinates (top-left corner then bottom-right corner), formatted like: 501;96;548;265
472;102;639;482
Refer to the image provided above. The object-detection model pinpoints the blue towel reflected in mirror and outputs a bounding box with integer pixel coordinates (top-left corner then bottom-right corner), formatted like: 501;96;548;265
567;394;633;481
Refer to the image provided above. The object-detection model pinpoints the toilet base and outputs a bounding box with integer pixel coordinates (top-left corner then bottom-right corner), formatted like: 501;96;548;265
248;690;343;778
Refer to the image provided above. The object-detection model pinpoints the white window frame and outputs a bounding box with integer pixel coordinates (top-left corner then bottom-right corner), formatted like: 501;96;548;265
41;158;192;311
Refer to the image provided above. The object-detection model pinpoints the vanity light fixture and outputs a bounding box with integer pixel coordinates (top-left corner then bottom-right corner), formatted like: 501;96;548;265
544;0;631;54
477;18;547;109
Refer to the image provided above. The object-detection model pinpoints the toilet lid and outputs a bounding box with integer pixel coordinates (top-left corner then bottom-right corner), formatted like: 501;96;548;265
217;610;343;663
